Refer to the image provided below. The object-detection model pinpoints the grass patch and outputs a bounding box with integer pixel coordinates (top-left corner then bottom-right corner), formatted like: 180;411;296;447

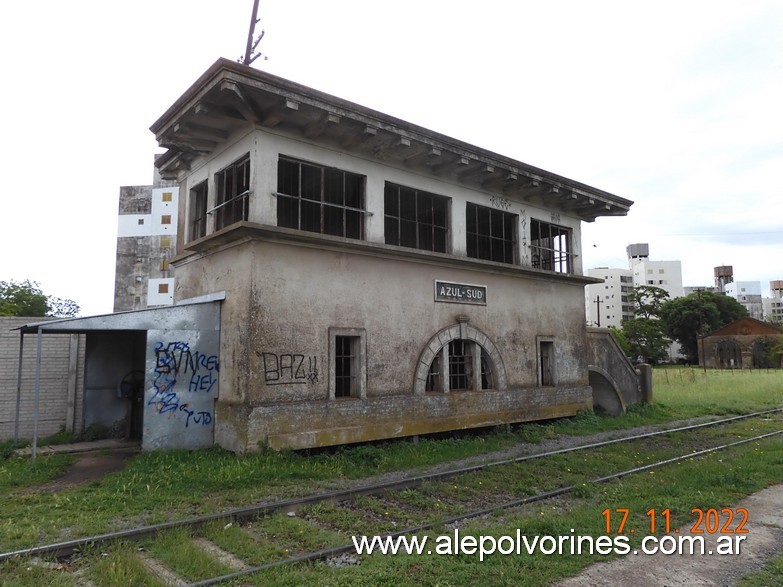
85;544;165;587
653;366;783;415
242;435;783;586
738;552;783;586
0;453;74;492
146;527;234;582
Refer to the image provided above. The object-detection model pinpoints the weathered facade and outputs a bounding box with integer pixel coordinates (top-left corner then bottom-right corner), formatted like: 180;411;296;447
114;168;179;312
699;317;783;369
150;59;635;452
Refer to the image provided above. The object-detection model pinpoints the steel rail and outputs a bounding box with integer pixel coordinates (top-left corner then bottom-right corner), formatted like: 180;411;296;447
2;408;781;562
189;428;783;586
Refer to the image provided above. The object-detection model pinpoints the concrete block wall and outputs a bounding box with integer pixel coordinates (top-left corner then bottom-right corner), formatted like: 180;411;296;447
0;318;85;441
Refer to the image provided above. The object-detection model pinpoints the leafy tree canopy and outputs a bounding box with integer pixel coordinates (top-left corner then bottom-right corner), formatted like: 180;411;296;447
609;326;631;357
629;285;670;319
615;286;672;364
659;290;747;362
622;317;670;364
0;280;81;318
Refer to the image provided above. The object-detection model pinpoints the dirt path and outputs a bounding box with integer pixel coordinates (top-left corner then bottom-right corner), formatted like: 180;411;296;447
555;484;783;586
20;451;137;494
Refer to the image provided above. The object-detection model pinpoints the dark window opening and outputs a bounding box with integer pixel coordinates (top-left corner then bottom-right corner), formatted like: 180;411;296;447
425;353;441;392
540;341;554;386
335;335;356;398
480;354;493;390
448;339;472;391
384;183;449;252
277;157;365;239
466;203;517;264
215;155;250;230
190;181;208;241
530;219;572;274
426;339;494;392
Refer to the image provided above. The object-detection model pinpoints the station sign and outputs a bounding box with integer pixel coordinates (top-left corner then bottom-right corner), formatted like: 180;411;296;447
434;280;487;305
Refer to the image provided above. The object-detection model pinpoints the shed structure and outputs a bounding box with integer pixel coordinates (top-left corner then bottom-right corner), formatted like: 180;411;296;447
699;317;783;369
15;297;221;456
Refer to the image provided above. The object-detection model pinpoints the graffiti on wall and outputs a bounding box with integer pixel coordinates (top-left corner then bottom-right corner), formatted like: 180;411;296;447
519;209;530;266
257;351;319;385
489;195;511;211
149;341;219;427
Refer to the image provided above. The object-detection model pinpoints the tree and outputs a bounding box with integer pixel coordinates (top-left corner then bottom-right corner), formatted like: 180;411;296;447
622;317;670;364
0;280;80;318
765;335;783;367
659;291;747;363
629;285;670;319
618;286;671;363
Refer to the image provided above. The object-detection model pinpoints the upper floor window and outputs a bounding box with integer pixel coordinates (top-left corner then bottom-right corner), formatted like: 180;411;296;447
277;157;365;240
530;219;573;274
215;154;250;230
466;203;517;264
189;181;208;241
384;183;449;253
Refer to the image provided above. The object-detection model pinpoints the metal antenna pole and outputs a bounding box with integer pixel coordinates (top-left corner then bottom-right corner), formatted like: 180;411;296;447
241;0;266;66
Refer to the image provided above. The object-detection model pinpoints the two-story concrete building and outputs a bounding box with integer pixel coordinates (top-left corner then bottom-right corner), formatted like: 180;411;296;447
142;58;635;452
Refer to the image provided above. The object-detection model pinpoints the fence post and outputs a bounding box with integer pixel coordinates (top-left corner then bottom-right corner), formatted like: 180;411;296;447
638;363;653;403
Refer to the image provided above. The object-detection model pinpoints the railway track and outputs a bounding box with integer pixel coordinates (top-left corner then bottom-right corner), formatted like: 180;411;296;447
4;409;783;586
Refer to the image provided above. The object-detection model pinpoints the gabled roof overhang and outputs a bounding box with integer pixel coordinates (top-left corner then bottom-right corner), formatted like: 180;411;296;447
151;58;633;222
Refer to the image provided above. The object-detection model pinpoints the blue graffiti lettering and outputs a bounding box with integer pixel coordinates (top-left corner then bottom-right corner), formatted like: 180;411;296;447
189;371;217;393
150;340;219;429
178;404;213;427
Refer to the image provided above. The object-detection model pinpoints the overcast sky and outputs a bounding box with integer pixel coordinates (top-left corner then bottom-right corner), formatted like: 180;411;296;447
1;0;781;316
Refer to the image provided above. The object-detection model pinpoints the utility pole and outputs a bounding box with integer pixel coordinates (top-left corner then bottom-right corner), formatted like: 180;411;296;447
241;0;266;66
595;296;601;327
695;288;707;374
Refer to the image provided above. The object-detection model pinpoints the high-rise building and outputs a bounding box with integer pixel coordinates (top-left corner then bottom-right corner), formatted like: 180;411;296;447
724;281;763;321
627;244;684;299
113;165;179;312
763;280;783;324
585;267;634;328
585;244;683;328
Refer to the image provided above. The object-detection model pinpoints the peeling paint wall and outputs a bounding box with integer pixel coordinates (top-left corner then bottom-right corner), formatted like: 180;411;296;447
176;238;592;452
172;128;600;452
115;184;179;312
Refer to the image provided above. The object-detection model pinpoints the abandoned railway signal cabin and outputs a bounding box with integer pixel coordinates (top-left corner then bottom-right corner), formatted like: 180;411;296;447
146;58;635;451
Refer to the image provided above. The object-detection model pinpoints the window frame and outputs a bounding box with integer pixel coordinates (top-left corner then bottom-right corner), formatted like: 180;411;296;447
425;339;494;393
384;182;450;253
537;337;555;386
328;327;367;400
530;219;573;274
466;202;517;264
189;180;208;241
277;156;366;240
214;154;251;231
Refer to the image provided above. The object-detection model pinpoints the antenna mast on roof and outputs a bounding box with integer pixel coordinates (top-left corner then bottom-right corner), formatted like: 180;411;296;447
239;0;267;66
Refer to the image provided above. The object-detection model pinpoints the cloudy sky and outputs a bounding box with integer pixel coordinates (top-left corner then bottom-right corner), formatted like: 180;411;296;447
1;0;781;316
